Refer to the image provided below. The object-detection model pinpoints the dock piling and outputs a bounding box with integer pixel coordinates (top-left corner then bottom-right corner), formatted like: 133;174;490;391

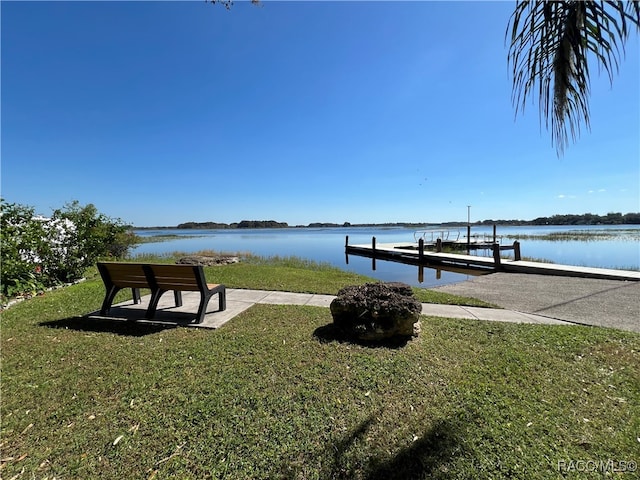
345;235;349;264
492;243;502;270
372;236;376;271
514;241;521;261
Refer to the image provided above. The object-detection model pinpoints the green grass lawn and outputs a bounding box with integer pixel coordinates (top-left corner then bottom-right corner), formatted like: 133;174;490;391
2;257;638;479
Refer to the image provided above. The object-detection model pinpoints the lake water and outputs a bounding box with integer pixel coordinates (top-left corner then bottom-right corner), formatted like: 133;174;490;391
131;225;640;288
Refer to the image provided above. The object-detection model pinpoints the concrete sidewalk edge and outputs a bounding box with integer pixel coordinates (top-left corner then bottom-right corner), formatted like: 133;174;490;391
86;289;578;330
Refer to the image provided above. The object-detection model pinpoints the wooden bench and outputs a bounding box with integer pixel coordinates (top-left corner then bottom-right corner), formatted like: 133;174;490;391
97;262;226;323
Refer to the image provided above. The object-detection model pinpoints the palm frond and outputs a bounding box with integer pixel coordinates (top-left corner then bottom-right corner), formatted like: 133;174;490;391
507;1;640;156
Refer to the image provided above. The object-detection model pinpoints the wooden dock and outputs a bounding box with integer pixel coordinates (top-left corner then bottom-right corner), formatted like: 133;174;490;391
345;238;640;282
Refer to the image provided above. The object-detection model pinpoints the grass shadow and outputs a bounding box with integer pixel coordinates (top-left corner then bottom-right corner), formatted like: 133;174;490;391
40;315;179;337
318;416;377;479
313;323;413;349
315;415;464;480
364;417;464;479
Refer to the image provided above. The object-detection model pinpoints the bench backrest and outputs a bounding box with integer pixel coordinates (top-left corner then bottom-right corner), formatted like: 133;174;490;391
97;262;149;289
144;264;207;291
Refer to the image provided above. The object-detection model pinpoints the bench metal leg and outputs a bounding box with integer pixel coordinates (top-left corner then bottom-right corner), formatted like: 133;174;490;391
146;290;184;319
218;288;226;311
195;288;226;324
101;287;142;315
100;286;121;315
195;293;212;324
146;290;163;319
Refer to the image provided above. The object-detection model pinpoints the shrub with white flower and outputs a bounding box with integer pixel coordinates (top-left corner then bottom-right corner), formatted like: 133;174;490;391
1;199;138;299
38;216;85;283
1;201;48;298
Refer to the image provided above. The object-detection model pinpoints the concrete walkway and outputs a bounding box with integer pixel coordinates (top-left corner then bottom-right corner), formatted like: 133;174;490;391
87;288;575;330
433;273;639;333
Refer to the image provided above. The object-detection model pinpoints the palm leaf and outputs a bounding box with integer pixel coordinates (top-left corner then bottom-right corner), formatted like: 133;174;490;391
507;1;640;156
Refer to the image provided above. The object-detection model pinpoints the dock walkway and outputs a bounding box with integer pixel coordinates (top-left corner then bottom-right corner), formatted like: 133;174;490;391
346;241;640;282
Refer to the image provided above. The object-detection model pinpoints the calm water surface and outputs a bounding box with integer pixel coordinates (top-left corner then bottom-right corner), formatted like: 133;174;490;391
132;225;640;288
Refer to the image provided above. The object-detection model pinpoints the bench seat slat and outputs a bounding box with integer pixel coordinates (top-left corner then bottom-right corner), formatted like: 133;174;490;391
154;282;223;291
100;265;148;287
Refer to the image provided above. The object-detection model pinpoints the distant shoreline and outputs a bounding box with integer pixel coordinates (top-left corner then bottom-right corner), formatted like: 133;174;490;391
133;212;640;230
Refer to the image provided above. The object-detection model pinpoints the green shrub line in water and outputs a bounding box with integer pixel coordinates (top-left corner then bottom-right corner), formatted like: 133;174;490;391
503;228;640;242
2;255;638;479
134;234;206;244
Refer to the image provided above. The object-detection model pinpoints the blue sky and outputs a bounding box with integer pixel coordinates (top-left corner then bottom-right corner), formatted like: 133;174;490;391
2;1;639;227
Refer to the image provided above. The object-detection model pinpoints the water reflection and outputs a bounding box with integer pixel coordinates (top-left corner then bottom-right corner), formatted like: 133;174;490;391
341;254;478;287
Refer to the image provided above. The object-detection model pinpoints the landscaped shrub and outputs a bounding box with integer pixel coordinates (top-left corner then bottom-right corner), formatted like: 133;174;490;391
46;201;138;282
0;201;48;298
1;199;138;299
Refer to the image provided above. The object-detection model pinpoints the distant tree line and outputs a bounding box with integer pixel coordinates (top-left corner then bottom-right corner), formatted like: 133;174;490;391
177;220;289;229
173;221;435;229
477;212;640;226
156;213;640;230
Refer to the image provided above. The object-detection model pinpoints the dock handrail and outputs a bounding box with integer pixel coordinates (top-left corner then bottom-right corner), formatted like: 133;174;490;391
466;233;505;244
414;229;461;243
